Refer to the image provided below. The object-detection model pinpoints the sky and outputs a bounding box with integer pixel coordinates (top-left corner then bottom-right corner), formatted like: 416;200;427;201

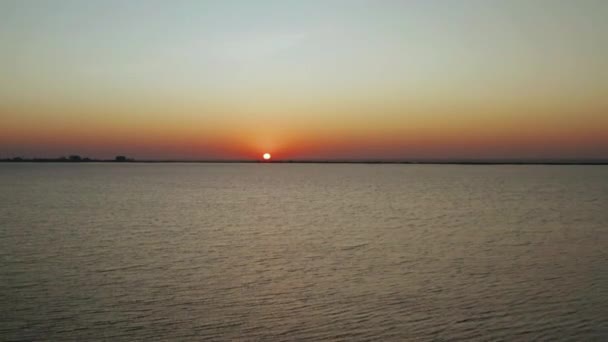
1;0;607;160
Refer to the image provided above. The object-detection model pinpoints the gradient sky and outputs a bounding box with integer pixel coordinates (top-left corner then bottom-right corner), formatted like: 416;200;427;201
1;0;607;160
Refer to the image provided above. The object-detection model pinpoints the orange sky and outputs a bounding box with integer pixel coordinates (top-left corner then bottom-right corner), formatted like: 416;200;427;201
1;1;607;160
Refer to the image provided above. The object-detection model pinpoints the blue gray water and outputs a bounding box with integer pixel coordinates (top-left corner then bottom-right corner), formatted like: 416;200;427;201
1;164;607;341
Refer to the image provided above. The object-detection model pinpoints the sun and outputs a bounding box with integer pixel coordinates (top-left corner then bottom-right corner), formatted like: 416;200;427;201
263;153;271;160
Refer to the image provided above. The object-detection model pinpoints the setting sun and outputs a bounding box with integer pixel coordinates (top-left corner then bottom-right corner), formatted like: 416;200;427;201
263;153;271;160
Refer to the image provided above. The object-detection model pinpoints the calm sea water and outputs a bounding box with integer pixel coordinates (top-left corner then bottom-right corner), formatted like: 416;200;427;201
1;163;607;341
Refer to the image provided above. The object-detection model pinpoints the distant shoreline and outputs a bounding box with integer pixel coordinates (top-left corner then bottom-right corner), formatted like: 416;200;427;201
1;159;607;165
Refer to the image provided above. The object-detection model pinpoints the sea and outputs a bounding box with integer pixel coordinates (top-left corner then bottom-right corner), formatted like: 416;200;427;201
1;163;607;341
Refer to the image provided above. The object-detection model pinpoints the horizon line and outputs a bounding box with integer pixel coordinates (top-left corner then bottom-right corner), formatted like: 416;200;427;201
2;157;608;165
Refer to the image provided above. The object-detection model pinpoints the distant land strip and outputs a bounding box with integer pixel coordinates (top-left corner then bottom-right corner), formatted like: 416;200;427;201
1;156;607;165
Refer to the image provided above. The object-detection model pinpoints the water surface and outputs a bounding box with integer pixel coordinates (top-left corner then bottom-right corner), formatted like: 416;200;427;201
1;164;607;340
